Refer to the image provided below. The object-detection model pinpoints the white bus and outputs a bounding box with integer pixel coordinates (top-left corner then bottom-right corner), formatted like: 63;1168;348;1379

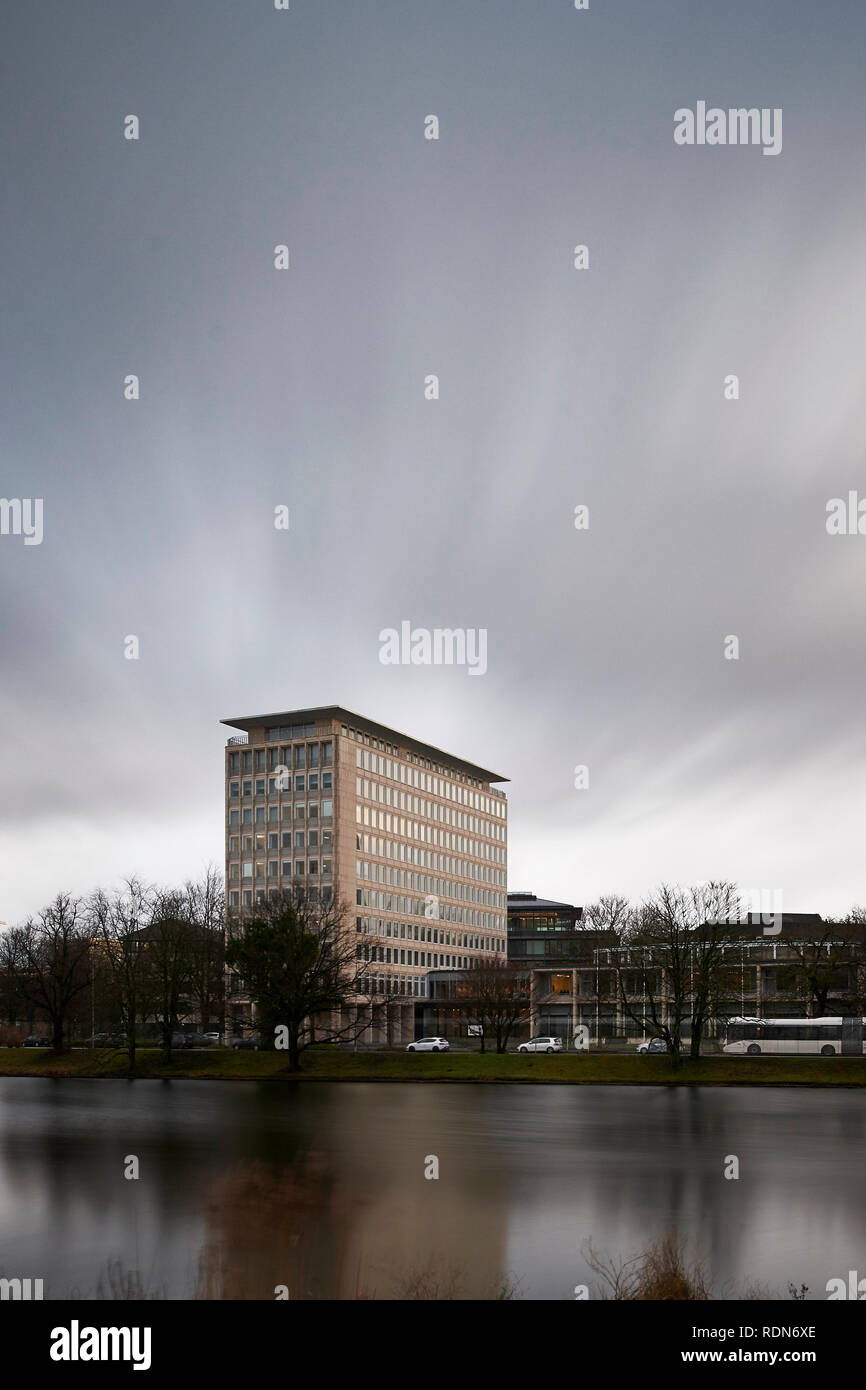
723;1016;865;1057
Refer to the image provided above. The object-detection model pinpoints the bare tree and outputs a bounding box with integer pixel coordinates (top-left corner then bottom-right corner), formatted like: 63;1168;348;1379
615;882;739;1065
15;893;92;1050
89;878;158;1076
225;889;389;1071
777;922;856;1017
182;867;226;1034
0;926;26;1028
582;894;633;940
460;960;531;1053
146;891;199;1062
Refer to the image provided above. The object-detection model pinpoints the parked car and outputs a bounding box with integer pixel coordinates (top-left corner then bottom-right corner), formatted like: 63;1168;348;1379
406;1036;449;1053
92;1032;126;1048
22;1035;52;1048
231;1036;260;1050
309;1034;341;1046
636;1037;668;1054
518;1036;562;1053
202;1032;221;1044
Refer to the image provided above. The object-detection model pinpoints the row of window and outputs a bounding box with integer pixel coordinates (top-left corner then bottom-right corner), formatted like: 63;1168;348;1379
230;772;333;798
353;743;505;816
727;1023;856;1042
230;832;332;853
229;860;333;880
355;916;504;953
229;801;333;827
266;724;317;741
357;973;427;997
357;832;506;888
356;886;506;932
356;859;506;915
228;741;334;775
356;803;505;866
357;774;505;841
359;944;474;970
228;885;333;909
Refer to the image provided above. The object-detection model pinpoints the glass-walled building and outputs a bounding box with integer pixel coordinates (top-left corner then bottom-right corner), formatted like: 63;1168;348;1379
507;893;620;1038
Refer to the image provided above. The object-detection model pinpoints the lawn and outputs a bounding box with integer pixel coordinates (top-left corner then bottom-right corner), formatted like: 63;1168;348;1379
2;1047;866;1085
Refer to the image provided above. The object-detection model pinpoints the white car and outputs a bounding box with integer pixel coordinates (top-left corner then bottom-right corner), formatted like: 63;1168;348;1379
636;1037;668;1054
406;1036;449;1053
518;1036;562;1053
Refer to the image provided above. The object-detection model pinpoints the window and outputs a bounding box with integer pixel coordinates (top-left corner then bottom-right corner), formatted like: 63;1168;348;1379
295;861;305;877
294;830;304;849
268;861;278;878
242;862;252;879
308;773;319;792
255;778;265;796
229;781;239;799
295;775;305;793
242;752;252;773
242;808;252;825
282;831;292;849
255;807;265;823
322;742;333;765
242;780;252;798
268;833;278;850
322;800;333;818
229;753;240;775
229;810;239;826
254;750;265;772
308;829;318;848
322;772;332;791
309;743;319;767
308;804;318;823
295;745;306;769
309;860;319;876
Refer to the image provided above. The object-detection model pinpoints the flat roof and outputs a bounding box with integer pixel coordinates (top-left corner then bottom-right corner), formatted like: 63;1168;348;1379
508;894;580;913
221;705;509;785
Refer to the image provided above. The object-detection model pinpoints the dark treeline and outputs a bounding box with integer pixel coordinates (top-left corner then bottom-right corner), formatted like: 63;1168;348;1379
0;867;225;1073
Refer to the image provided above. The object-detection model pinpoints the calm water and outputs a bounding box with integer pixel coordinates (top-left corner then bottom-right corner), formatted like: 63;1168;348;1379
1;1079;864;1300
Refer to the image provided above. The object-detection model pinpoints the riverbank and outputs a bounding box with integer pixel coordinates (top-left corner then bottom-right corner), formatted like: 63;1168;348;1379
2;1048;866;1084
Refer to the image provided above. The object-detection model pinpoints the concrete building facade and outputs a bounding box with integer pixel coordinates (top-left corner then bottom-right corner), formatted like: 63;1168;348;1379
222;705;508;1043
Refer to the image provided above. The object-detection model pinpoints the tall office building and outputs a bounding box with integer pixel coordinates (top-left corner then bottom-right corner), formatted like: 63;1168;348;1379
222;706;508;1041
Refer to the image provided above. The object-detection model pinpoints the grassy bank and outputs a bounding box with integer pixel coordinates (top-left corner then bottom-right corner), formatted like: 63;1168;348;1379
2;1047;866;1085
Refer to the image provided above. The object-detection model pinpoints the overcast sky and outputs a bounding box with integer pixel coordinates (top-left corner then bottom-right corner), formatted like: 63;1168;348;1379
1;0;865;925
